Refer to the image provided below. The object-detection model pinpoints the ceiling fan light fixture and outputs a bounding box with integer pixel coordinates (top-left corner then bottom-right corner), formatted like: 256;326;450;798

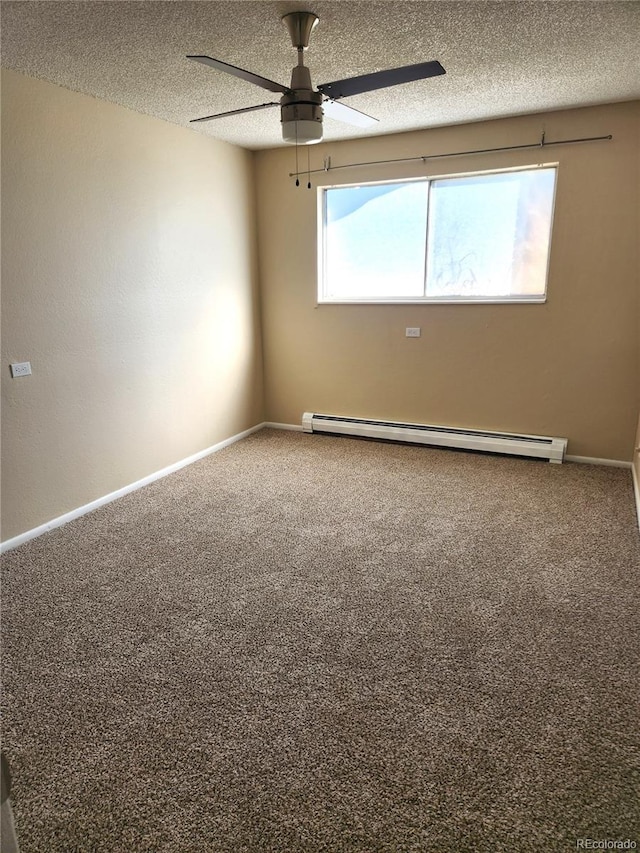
281;90;323;144
282;119;323;144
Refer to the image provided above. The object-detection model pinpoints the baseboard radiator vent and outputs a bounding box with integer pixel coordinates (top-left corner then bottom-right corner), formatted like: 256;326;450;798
302;413;568;464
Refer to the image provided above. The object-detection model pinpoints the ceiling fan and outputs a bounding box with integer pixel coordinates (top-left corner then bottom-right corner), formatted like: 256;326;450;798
187;11;445;144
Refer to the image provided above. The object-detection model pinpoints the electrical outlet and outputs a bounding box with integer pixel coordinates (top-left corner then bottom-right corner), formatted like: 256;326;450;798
405;327;421;338
10;361;32;378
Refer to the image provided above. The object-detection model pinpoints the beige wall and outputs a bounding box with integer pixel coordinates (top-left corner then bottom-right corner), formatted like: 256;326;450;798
1;70;264;541
635;417;640;502
256;101;640;462
635;103;640;511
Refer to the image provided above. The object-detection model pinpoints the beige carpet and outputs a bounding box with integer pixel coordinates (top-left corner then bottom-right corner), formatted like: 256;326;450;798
2;428;639;852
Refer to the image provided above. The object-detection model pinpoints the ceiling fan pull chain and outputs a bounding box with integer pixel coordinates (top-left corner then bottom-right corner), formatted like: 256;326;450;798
307;147;311;189
295;123;300;186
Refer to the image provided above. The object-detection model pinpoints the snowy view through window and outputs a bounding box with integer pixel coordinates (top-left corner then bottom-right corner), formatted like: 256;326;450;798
321;167;556;302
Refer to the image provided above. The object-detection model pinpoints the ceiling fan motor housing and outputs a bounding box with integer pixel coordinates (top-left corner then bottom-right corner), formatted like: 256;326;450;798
280;62;323;144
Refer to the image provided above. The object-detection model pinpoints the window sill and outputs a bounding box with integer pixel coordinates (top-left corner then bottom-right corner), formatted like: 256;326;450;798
316;297;548;306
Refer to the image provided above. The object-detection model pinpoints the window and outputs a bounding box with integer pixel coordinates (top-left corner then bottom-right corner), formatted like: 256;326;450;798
318;166;557;304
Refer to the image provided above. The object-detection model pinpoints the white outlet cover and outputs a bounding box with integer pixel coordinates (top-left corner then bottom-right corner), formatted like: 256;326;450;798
405;328;421;337
10;361;32;378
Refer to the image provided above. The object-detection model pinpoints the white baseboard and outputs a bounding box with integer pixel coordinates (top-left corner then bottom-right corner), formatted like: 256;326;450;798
565;455;632;468
263;422;303;431
0;422;266;554
633;464;640;533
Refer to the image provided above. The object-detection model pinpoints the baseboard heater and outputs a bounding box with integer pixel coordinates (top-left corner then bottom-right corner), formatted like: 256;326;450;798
302;413;568;464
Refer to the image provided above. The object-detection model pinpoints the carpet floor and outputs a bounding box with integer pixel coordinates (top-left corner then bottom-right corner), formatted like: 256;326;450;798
1;428;639;852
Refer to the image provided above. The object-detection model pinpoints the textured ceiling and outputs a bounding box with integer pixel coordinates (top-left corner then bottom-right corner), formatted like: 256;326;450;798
2;1;639;150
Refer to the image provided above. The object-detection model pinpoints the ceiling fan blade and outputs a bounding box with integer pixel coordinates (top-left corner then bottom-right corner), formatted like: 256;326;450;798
318;60;445;100
187;55;289;95
190;102;279;124
322;99;378;128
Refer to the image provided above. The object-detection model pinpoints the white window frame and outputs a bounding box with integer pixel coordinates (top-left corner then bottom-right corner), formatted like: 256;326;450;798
317;164;558;305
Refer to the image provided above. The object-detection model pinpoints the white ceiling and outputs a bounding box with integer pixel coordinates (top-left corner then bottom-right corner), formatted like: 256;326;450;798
2;1;639;150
